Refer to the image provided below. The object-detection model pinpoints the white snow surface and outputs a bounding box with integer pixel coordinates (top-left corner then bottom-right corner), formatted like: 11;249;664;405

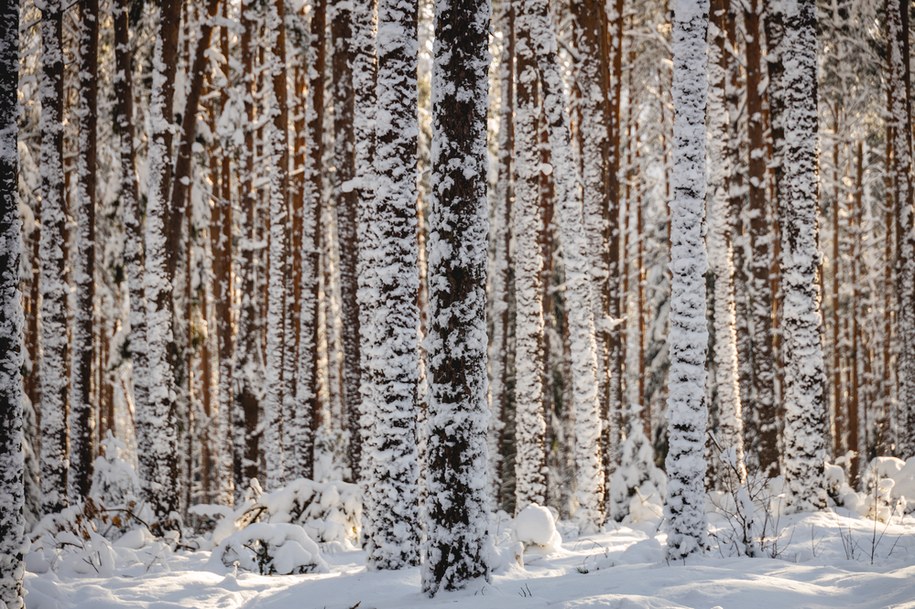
22;509;915;609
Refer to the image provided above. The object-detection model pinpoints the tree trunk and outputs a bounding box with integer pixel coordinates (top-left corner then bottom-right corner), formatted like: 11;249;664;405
780;0;827;513
38;0;69;516
422;0;491;594
665;0;710;560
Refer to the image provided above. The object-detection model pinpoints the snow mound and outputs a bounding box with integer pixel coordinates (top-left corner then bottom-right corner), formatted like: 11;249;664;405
217;523;327;575
513;504;562;551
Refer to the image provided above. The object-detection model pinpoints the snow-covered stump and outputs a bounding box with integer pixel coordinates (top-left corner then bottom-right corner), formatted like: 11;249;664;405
0;3;26;605
422;0;492;595
664;0;710;561
38;0;70;517
359;0;422;570
779;0;827;513
520;0;604;533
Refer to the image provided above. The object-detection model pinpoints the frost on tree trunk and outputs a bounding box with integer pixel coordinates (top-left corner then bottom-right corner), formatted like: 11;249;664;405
262;0;291;490
519;0;604;531
780;0;827;513
141;0;182;527
743;0;778;478
360;0;422;569
70;0;99;503
0;2;26;605
706;0;746;486
331;0;363;482
290;0;326;482
38;0;69;516
232;0;265;492
665;0;710;560
512;2;546;512
887;0;915;457
422;0;491;595
113;0;149;483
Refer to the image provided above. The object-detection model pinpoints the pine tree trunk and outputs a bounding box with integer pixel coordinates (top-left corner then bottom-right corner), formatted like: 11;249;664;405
233;0;264;492
706;0;746;484
780;0;827;513
519;0;604;531
0;2;25;604
512;3;546;511
38;0;69;516
744;0;778;478
665;0;710;560
141;0;183;526
113;0;148;488
361;0;422;569
69;0;99;502
422;0;491;594
887;0;915;457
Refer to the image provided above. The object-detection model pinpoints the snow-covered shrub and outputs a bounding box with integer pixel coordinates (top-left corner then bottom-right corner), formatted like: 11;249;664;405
512;504;562;552
90;434;140;508
259;478;361;546
824;457;863;512
609;429;666;523
862;457;910;519
217;523;327;575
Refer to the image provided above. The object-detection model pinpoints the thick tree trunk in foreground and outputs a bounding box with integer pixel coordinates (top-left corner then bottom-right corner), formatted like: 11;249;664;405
422;0;491;595
0;2;26;605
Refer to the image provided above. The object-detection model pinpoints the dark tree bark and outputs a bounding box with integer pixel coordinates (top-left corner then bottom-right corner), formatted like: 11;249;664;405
422;0;491;595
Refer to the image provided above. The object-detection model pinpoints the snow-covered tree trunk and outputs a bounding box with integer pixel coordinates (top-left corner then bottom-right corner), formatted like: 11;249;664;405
488;0;513;509
233;0;265;491
330;0;363;481
69;0;99;503
780;0;827;513
512;3;546;512
360;0;422;569
888;0;915;457
113;0;148;478
520;0;604;531
665;0;710;560
706;0;746;484
38;0;69;516
0;3;25;604
744;0;778;478
571;0;613;488
422;0;491;594
262;0;290;490
141;0;183;526
290;0;326;481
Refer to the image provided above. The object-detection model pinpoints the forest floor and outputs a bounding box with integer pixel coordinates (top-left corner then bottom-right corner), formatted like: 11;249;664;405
21;508;915;609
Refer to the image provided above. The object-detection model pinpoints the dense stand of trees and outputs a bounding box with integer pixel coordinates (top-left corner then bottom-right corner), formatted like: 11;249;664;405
0;0;913;602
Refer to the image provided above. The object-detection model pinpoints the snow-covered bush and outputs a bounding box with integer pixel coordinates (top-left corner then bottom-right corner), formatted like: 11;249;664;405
217;523;327;575
513;504;562;552
609;430;666;523
90;434;140;508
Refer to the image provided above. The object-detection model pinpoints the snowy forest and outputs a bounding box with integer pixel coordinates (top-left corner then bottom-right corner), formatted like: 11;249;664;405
1;0;915;607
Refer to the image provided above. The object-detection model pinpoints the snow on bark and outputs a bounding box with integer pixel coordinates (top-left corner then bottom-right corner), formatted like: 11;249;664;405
519;0;604;531
141;0;182;526
512;4;546;512
330;0;363;481
665;0;710;560
289;0;326;482
422;0;492;594
38;0;69;516
0;2;25;605
262;0;291;490
779;0;827;513
113;0;149;483
887;0;915;458
69;0;99;503
360;0;422;569
706;0;746;486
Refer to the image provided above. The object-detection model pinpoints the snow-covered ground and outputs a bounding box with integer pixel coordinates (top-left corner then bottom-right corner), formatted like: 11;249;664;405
23;508;915;609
